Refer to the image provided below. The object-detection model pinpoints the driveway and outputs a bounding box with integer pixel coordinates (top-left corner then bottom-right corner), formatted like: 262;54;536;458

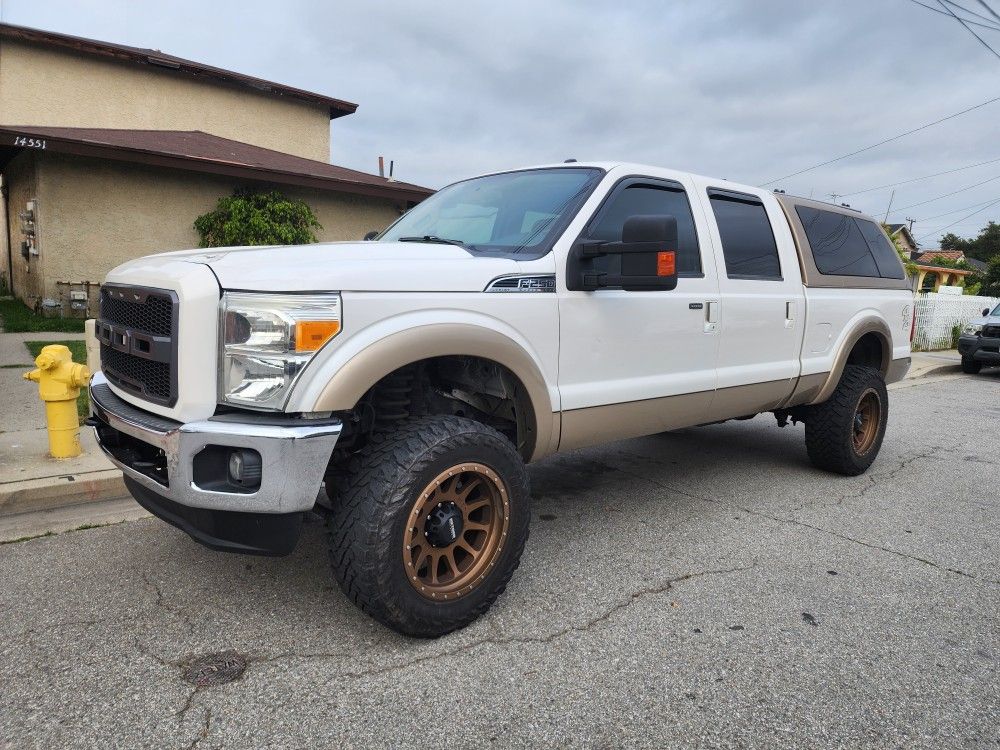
1;372;998;749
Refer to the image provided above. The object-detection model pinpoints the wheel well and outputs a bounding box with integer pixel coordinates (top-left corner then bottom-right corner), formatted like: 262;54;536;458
845;332;887;373
332;356;538;463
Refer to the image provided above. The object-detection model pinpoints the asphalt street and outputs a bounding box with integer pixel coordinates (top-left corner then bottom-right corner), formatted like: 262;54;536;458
1;371;998;749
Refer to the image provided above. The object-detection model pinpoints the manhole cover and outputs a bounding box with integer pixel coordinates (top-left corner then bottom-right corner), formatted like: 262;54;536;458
182;651;248;688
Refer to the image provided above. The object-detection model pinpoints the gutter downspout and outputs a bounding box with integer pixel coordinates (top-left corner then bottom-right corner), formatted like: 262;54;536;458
1;175;12;295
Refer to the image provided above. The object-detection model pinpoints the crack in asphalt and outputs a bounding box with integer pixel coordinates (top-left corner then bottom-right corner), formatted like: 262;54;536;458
142;570;197;637
322;564;754;682
603;452;998;587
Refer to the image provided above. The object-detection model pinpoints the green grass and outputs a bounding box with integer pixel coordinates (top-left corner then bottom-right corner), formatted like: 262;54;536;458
24;340;90;424
0;298;86;333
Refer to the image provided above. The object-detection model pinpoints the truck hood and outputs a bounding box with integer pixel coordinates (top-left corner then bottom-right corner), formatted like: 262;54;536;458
164;242;523;292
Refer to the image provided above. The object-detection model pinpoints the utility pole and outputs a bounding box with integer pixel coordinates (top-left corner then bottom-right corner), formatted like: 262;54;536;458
828;193;841;204
906;217;916;232
883;189;895;223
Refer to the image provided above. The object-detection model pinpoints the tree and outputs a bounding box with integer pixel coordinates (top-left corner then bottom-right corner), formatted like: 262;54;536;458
968;255;1000;297
194;189;322;248
938;221;1000;263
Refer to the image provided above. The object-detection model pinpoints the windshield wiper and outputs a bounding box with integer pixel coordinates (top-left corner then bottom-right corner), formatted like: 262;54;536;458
398;235;473;249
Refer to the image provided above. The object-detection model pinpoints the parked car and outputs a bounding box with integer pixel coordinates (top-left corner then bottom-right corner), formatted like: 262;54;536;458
88;162;913;636
958;304;1000;373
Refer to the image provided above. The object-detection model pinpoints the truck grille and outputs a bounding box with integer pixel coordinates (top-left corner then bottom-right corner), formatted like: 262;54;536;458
984;325;1000;338
97;285;179;407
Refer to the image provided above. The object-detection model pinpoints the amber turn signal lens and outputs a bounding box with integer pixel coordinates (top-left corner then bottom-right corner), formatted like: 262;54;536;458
295;320;341;352
657;251;676;277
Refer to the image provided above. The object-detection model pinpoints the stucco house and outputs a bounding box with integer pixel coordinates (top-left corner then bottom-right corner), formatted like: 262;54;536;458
0;23;432;316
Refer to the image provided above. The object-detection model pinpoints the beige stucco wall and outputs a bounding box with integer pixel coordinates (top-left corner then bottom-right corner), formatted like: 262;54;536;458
23;152;401;307
0;38;332;161
2;151;41;301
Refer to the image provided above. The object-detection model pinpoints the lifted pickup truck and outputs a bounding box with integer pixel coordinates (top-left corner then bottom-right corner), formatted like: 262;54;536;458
89;162;912;636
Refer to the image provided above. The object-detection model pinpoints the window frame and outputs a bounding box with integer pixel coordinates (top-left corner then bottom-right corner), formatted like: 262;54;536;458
577;175;705;280
706;187;784;282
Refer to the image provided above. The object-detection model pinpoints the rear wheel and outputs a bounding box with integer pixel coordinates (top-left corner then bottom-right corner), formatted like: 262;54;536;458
805;365;888;476
327;416;530;637
961;356;982;374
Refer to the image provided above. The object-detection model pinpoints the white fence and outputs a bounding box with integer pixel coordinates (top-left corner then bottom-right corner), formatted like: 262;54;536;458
913;292;998;351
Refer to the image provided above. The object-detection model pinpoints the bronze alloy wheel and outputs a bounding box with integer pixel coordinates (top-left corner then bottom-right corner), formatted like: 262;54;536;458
402;463;510;600
852;388;882;455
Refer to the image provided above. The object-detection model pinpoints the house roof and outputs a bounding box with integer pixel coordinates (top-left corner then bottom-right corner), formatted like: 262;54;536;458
966;257;989;273
0;125;433;202
0;22;357;119
914;250;965;263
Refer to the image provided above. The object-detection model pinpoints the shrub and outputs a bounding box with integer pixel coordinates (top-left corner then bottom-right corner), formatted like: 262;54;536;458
194;189;322;248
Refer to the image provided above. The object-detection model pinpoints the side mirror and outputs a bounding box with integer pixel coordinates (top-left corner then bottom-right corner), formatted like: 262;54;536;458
363;230;379;241
567;214;678;291
984;308;991;317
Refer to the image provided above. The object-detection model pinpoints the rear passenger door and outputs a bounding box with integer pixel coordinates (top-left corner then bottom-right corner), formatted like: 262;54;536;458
693;184;805;414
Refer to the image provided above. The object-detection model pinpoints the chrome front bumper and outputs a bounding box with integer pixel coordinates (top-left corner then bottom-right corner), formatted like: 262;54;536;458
89;372;342;514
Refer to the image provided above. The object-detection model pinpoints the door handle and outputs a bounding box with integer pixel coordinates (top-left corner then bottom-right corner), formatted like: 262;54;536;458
785;301;796;329
704;300;719;333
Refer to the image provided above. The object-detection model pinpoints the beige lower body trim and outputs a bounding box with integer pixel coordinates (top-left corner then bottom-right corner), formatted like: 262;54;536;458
558;378;801;453
885;357;910;384
782;372;829;408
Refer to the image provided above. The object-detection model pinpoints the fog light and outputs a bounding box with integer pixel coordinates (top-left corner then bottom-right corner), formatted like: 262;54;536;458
228;449;262;489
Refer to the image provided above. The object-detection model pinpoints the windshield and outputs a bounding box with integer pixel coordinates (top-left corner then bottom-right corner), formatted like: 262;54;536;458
992;303;1000;317
379;167;604;255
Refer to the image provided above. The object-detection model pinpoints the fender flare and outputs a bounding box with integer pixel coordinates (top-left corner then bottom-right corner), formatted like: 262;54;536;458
308;323;558;461
810;317;892;404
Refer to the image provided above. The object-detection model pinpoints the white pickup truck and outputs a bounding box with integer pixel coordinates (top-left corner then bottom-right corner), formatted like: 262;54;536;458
89;162;912;636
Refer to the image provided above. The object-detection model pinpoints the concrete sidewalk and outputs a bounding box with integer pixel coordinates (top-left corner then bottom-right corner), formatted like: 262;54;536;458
909;349;962;378
0;332;132;540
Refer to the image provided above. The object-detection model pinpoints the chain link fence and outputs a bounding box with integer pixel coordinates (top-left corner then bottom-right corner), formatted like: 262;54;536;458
912;292;999;351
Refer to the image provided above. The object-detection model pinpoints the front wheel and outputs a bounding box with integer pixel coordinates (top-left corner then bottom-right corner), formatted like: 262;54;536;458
961;356;982;374
805;365;888;476
327;416;531;637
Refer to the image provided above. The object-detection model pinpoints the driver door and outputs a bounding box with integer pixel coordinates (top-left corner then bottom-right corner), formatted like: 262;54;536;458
556;175;721;450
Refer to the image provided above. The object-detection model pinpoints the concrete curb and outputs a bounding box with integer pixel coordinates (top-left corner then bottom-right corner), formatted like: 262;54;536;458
914;363;963;379
0;469;126;517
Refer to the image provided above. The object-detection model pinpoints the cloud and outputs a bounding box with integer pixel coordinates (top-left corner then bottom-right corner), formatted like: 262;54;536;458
5;0;1000;241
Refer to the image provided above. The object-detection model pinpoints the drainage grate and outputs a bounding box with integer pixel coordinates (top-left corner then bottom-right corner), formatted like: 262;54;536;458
181;651;248;688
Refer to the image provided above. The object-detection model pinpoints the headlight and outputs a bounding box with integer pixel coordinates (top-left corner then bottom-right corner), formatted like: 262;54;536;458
964;322;983;335
219;292;341;410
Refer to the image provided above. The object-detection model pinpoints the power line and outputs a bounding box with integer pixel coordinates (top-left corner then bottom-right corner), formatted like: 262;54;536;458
894;172;1000;210
974;0;1000;23
917;195;1000;221
839;155;1000;197
759;94;1000;186
906;0;1000;30
944;0;1000;26
936;0;1000;60
916;196;1000;239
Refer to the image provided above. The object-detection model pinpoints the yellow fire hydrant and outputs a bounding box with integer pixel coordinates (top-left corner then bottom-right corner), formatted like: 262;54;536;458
23;344;92;459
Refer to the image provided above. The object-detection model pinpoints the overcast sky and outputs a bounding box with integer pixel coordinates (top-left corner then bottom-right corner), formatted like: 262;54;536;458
3;0;1000;245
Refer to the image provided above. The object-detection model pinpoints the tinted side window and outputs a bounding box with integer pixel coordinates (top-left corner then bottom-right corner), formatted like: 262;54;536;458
708;191;782;280
856;219;906;279
588;184;702;275
795;206;880;277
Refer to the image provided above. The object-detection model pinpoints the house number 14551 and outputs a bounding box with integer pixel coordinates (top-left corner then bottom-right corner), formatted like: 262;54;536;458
13;136;46;149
